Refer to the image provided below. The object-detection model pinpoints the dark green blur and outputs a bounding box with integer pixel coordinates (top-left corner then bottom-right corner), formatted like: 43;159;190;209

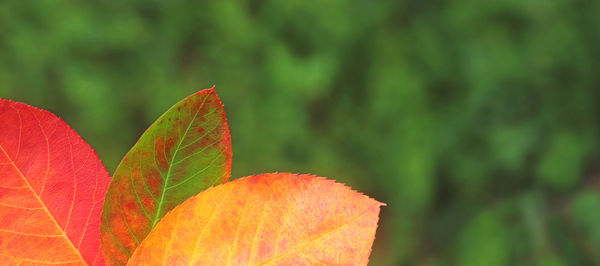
1;1;599;265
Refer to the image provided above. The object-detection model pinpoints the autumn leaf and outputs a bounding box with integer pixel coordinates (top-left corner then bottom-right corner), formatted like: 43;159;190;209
0;99;111;265
101;87;232;265
127;173;384;265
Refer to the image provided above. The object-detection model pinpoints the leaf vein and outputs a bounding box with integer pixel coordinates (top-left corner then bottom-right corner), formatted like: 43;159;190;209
171;137;222;166
0;228;63;237
0;202;42;210
258;203;380;265
128;166;153;220
165;155;222;190
151;93;211;228
188;184;235;265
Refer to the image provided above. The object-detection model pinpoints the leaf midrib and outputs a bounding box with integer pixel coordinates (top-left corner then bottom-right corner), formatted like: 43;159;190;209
150;93;211;228
0;143;87;265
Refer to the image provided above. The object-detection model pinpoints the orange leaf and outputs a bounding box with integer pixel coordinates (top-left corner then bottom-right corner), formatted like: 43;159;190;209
127;173;384;265
0;99;111;265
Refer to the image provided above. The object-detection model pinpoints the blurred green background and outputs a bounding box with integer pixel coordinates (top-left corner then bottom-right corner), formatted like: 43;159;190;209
1;0;600;265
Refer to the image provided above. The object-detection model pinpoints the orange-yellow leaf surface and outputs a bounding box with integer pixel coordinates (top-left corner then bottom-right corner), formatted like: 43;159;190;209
101;88;232;265
127;173;384;265
0;99;111;265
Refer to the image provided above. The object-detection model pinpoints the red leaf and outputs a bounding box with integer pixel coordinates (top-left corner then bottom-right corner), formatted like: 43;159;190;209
0;99;111;265
127;173;384;265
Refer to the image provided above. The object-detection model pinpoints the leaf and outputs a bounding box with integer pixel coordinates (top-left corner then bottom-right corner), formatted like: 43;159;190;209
0;99;111;265
127;173;384;265
101;87;232;265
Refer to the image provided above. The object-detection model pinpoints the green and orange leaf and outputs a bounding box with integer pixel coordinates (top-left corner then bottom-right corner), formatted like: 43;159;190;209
127;173;384;265
101;87;232;265
0;99;111;265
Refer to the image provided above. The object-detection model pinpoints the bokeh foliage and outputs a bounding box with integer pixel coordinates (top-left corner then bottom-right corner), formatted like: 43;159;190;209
1;0;599;265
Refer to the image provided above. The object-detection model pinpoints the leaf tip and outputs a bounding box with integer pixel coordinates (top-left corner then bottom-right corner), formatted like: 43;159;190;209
258;172;386;207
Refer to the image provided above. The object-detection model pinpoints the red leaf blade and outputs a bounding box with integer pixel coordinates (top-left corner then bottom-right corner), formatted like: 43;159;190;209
127;173;384;265
0;99;111;265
